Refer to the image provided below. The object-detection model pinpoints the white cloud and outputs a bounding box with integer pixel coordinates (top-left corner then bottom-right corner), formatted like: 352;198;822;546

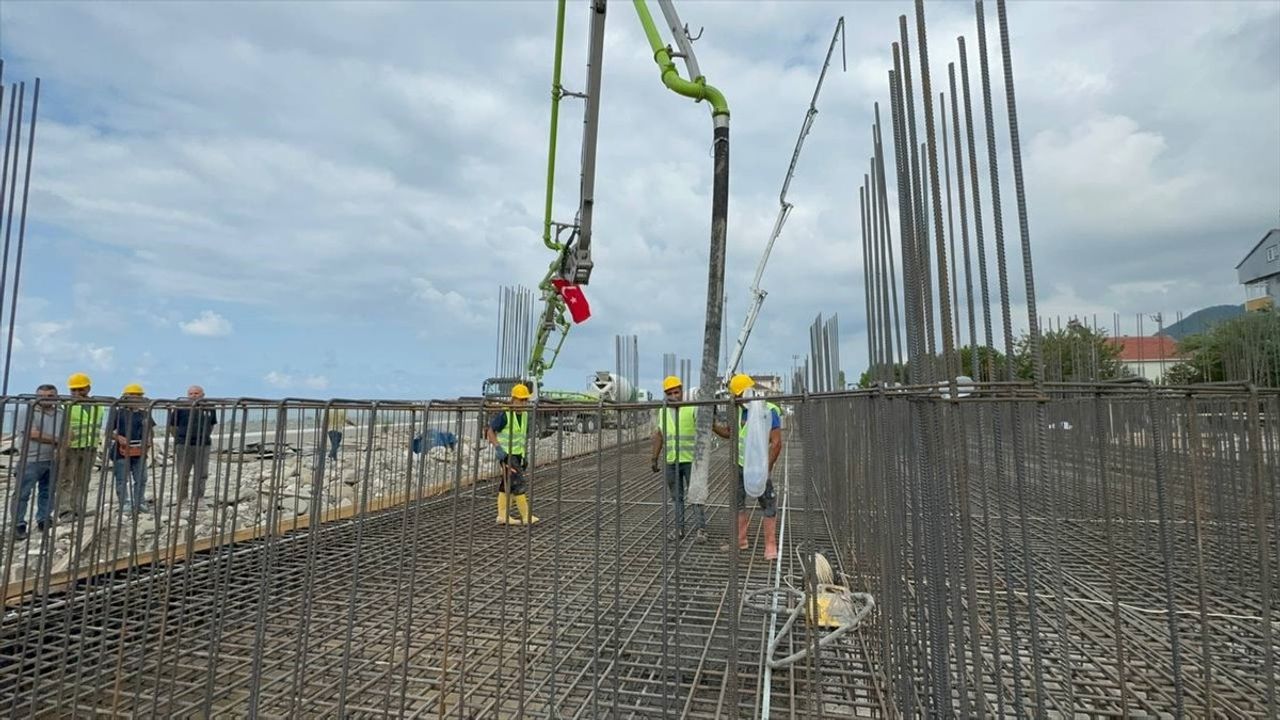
11;320;116;373
86;346;115;371
264;370;329;390
1;0;1275;395
409;278;485;326
179;310;233;337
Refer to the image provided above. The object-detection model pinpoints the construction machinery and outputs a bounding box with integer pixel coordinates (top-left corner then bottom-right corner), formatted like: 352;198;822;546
521;0;731;509
724;18;845;379
525;0;730;396
479;371;644;433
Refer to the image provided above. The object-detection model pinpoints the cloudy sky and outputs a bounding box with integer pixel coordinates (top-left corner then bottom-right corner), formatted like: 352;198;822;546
1;0;1276;399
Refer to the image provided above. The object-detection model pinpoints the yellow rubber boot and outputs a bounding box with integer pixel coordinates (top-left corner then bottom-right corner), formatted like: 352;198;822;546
496;492;522;525
514;494;540;525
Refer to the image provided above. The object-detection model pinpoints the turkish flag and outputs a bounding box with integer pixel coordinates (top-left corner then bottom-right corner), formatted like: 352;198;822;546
551;278;592;324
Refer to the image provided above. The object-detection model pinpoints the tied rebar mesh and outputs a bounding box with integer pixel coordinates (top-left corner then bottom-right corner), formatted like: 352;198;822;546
0;1;1275;716
0;387;1273;717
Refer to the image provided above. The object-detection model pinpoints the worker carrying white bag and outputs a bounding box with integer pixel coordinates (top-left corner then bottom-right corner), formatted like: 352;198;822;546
741;392;771;498
714;374;784;560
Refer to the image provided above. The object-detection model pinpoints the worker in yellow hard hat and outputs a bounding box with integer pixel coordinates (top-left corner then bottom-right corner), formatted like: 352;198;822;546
713;373;784;560
109;383;155;514
58;372;102;521
484;382;539;525
650;376;708;543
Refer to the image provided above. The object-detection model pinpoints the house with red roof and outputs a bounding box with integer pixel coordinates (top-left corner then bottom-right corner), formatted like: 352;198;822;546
1104;335;1182;382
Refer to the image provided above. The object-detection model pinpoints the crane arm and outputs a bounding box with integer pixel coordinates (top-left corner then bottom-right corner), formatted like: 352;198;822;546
725;18;845;378
528;0;607;383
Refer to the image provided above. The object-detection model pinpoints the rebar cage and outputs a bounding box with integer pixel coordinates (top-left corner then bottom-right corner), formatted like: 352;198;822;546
0;385;1273;718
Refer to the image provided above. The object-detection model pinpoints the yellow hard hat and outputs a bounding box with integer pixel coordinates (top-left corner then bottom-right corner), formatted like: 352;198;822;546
123;383;145;396
728;374;755;397
67;372;92;390
662;376;682;392
511;383;532;400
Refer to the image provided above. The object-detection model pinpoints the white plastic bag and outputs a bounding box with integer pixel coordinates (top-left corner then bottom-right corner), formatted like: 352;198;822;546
741;394;771;499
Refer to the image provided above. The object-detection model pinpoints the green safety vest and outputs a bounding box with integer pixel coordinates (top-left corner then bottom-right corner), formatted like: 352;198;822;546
659;405;697;464
67;404;103;450
737;402;782;466
498;411;527;456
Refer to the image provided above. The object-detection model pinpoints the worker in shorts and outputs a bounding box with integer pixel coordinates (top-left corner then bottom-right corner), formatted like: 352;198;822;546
713;374;783;560
485;383;539;525
650;376;708;543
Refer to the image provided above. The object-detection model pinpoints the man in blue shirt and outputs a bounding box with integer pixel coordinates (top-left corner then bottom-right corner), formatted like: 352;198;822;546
713;374;783;560
484;383;539;525
108;384;156;515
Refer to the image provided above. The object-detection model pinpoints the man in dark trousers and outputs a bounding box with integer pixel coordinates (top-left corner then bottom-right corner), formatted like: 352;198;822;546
169;385;217;508
12;384;63;540
109;383;155;515
649;376;708;543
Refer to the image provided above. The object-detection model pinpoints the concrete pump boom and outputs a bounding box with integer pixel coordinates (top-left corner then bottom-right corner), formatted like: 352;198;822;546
527;0;731;399
725;18;845;379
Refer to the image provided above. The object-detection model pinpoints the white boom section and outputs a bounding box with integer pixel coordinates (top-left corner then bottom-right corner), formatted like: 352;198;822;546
725;18;845;378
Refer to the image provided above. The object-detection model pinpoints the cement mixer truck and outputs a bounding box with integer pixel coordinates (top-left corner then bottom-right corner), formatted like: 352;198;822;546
478;370;650;434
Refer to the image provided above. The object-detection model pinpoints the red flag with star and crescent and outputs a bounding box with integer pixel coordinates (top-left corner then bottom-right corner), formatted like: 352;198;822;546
550;278;591;324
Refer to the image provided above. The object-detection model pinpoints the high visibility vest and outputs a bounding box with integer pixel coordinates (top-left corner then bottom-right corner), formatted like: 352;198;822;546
737;402;782;466
659;406;697;463
68;404;103;449
499;411;528;456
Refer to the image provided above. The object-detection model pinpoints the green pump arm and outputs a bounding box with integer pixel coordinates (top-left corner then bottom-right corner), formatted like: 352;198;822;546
526;0;729;385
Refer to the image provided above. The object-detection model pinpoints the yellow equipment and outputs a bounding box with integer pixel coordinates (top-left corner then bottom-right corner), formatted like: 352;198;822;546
123;383;145;396
68;372;91;390
662;376;682;391
511;383;532;400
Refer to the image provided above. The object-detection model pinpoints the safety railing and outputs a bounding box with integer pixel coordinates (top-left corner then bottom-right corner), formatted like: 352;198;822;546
0;397;651;604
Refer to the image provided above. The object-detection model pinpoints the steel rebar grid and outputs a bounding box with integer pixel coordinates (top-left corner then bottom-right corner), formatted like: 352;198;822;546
1;396;886;718
798;385;1278;718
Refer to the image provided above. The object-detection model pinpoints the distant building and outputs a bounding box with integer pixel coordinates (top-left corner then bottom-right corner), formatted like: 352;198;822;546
1105;336;1182;382
750;374;783;395
1236;228;1280;311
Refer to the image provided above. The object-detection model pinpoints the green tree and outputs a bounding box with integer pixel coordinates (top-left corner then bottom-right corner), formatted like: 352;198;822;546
1015;319;1128;382
957;345;1008;381
858;362;908;388
858;346;1007;387
1165;309;1280;386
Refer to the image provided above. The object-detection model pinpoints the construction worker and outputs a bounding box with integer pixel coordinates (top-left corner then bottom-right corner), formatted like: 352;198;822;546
59;372;102;521
324;406;356;461
650;376;707;543
713;373;783;560
169;385;217;507
484;383;539;525
109;383;155;514
12;384;64;540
